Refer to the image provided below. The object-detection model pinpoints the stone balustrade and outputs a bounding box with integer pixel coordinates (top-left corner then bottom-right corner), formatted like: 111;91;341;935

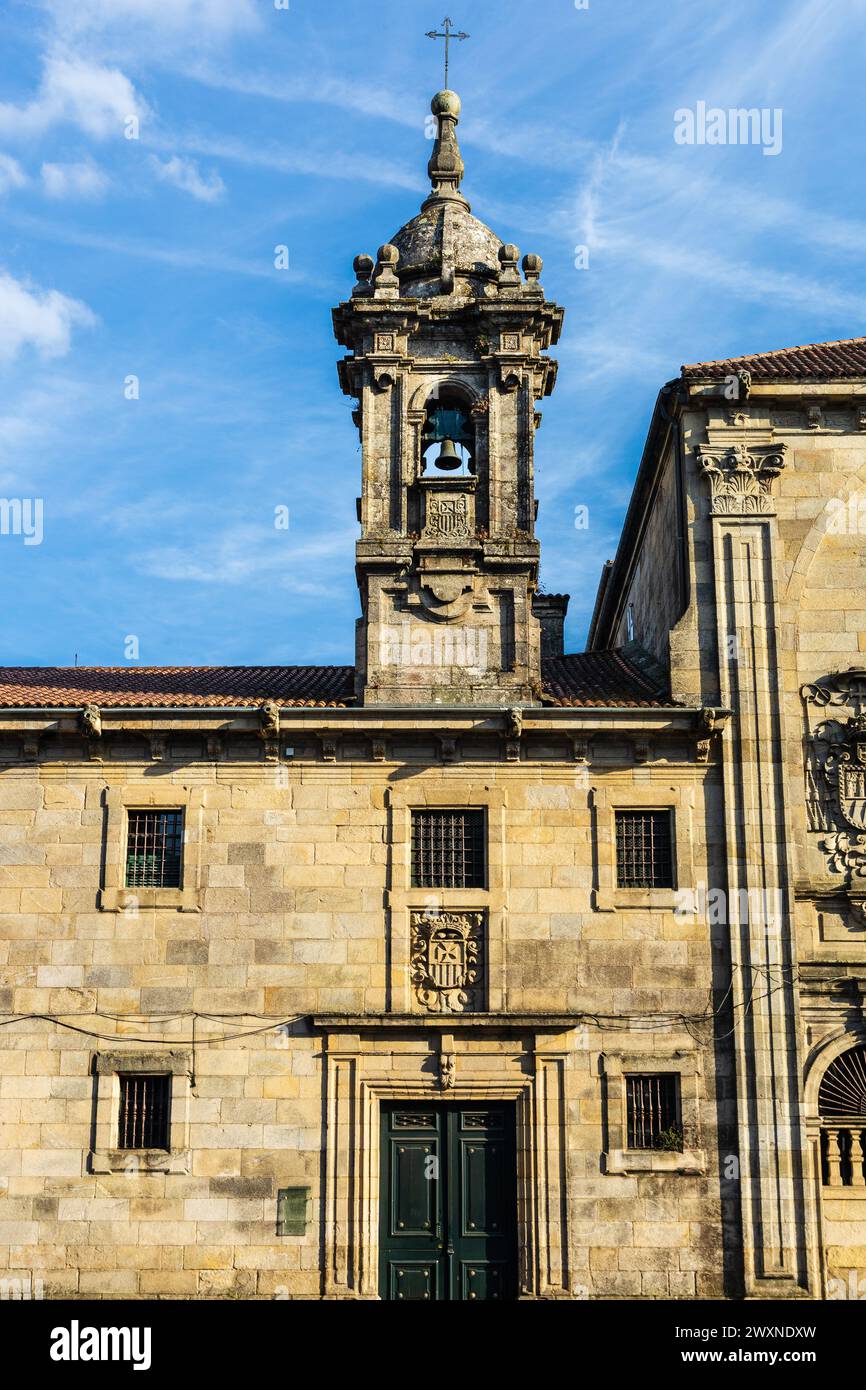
822;1124;866;1187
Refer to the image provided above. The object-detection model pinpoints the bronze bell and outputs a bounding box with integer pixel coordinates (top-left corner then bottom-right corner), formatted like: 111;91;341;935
434;438;461;470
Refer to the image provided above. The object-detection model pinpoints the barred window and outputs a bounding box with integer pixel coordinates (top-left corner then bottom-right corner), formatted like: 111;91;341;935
125;809;183;888
626;1074;681;1151
411;809;485;889
118;1074;171;1150
615;809;674;889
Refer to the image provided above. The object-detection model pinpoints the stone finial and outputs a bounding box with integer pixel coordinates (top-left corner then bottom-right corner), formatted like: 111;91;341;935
423;89;469;210
352;253;375;298
498;243;521;287
522;252;543;284
373;243;400;299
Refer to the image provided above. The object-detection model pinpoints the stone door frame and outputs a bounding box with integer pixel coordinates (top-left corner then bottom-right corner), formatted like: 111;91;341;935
317;1022;574;1299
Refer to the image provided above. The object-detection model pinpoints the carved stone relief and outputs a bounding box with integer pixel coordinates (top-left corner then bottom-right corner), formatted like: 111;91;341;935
802;671;866;909
696;441;787;515
410;910;485;1012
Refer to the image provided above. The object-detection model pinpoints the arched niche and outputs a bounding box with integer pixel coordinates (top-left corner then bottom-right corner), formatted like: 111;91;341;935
420;381;479;477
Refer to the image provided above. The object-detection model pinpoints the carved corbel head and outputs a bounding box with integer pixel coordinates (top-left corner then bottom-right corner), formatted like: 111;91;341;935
696;706;729;763
438;735;458;763
319;735;339;763
80;704;102;740
259;700;281;741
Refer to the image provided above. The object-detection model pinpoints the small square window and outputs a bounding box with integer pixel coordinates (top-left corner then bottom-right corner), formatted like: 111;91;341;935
276;1187;310;1236
615;810;674;889
118;1073;171;1150
625;1074;681;1151
125;809;184;889
411;809;485;889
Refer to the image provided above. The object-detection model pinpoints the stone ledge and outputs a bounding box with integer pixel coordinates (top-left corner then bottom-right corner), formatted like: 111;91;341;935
89;1148;191;1175
311;1012;584;1031
603;1147;707;1176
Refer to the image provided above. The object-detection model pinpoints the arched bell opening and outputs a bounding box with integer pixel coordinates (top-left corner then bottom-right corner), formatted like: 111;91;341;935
421;386;475;476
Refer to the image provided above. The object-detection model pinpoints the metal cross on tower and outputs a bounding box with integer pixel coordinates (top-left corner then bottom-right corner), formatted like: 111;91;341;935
425;16;469;89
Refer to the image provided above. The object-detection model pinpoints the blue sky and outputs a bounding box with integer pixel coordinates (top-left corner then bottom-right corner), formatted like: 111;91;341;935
1;0;865;668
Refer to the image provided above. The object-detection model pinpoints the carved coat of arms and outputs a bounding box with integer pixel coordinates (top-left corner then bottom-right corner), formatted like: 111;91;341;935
426;495;469;538
803;676;866;900
835;715;866;832
410;910;484;1013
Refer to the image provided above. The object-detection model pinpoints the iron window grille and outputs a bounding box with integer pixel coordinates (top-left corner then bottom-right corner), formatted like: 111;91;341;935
615;809;674;889
117;1073;171;1150
125;809;184;889
625;1074;682;1150
410;809;486;889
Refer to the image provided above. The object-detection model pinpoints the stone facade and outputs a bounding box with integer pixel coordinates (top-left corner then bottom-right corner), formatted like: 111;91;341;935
0;91;865;1300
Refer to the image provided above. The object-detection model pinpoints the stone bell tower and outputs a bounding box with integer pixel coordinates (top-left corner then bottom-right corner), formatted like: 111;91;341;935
333;89;565;706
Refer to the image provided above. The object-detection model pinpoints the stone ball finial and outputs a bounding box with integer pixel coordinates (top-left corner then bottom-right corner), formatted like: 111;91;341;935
498;243;521;288
377;243;400;267
431;89;461;119
522;252;543;282
353;253;374;280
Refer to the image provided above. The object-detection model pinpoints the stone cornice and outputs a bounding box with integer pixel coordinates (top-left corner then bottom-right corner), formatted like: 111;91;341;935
0;704;716;733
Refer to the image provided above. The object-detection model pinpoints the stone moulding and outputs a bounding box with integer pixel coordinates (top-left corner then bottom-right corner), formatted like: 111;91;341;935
89;1049;191;1176
600;1049;706;1177
98;784;205;914
317;1023;576;1300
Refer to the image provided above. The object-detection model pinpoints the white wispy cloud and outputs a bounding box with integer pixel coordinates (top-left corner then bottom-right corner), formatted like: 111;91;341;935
149;154;225;203
0;270;97;363
179;64;422;129
0;153;28;195
42;0;260;40
146;129;423;193
179;63;594;173
0;53;146;139
138;523;356;598
0;372;93;475
0;211;324;285
41;158;110;200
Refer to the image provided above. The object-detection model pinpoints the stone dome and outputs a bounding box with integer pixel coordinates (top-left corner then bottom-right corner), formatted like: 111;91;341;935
390;200;503;299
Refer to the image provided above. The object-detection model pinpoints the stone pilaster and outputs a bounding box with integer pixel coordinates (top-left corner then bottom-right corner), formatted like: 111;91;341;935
698;438;817;1293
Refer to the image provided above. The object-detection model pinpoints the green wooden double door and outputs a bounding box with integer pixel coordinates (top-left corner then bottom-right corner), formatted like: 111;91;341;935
379;1102;518;1301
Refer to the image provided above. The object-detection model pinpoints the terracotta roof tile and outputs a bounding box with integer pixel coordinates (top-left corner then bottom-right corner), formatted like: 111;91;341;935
682;335;866;381
0;650;673;711
0;666;356;709
540;650;671;707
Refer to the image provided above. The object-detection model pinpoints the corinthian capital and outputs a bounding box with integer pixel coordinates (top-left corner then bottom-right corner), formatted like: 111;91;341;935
695;441;786;516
